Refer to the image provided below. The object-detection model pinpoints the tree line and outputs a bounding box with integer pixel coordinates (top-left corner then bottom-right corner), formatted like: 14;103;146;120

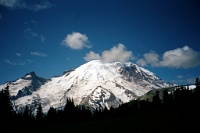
1;78;200;132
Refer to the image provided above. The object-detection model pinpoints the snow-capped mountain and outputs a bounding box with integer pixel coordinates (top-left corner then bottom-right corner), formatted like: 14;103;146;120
0;72;47;100
0;60;170;114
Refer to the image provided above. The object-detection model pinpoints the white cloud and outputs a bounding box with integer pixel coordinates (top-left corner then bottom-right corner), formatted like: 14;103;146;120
40;35;46;42
0;0;52;11
0;0;16;8
177;75;183;79
101;44;133;63
136;58;146;67
84;51;101;61
143;51;159;66
28;0;52;11
136;46;200;69
62;32;91;50
160;46;200;68
24;28;38;38
4;59;25;65
27;59;33;63
31;20;37;25
24;28;46;42
16;53;21;56
4;59;16;65
84;44;134;63
31;52;47;57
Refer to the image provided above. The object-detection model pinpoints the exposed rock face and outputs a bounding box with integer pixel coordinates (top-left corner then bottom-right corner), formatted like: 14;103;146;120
0;60;169;114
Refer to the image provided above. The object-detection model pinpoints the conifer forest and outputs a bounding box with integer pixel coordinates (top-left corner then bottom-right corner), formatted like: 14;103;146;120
1;78;200;133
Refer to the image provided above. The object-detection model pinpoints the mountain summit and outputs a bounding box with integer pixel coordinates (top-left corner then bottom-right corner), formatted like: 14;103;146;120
0;60;169;114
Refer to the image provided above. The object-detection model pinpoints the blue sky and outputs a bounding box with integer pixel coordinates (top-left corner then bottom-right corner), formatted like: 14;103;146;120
0;0;200;85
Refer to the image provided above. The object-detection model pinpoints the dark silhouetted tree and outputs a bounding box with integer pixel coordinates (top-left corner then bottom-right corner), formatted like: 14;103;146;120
22;105;34;123
47;106;56;122
36;103;44;121
194;77;200;106
138;100;150;110
163;89;170;105
102;106;109;117
23;105;29;121
195;77;200;88
79;105;92;120
152;91;161;107
0;86;14;132
195;77;200;95
63;98;77;121
0;86;13;120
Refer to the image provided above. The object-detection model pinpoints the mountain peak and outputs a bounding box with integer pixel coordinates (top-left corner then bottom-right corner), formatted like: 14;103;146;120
23;71;36;79
84;60;157;79
0;60;169;114
28;71;36;76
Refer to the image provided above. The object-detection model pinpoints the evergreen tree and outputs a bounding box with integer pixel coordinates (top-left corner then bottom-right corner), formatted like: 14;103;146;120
22;105;33;123
102;106;109;117
138;100;150;110
60;98;80;122
152;91;161;107
79;106;91;120
194;77;200;104
47;106;56;122
0;86;14;131
23;105;29;120
0;89;3;114
163;89;170;105
0;86;13;120
195;77;200;93
195;77;200;88
36;103;44;121
109;106;115;117
63;98;76;120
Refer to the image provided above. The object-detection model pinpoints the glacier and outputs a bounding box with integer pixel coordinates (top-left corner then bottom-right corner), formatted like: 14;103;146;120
0;60;170;114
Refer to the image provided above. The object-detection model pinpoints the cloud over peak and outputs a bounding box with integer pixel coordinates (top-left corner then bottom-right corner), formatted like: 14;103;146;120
84;51;101;61
84;44;134;63
137;45;200;69
62;32;91;50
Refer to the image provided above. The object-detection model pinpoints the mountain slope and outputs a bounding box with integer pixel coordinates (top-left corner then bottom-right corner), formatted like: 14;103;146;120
0;60;169;114
0;72;47;99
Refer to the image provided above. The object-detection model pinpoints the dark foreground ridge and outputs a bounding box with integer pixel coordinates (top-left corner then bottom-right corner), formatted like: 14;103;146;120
1;78;200;133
